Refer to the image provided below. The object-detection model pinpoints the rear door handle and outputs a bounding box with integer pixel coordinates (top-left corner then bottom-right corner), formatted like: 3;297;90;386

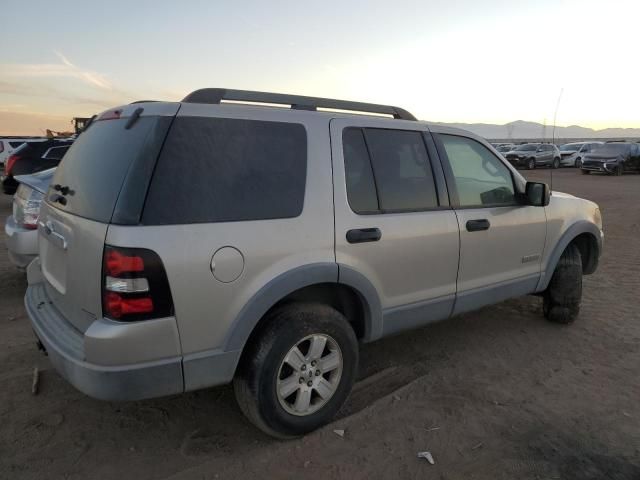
466;219;490;232
346;228;382;244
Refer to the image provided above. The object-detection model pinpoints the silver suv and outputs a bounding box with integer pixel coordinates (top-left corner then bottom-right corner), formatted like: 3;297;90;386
25;89;603;438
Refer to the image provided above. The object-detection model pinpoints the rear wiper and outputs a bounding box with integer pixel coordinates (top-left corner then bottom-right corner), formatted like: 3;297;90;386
125;107;144;130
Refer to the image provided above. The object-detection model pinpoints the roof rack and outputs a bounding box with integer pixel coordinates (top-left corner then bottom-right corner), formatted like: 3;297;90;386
181;88;417;121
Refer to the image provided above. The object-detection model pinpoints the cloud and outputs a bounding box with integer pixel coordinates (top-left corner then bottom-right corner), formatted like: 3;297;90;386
0;50;113;91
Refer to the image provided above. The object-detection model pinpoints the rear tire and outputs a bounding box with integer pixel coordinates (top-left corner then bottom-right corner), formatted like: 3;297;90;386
527;158;536;170
543;244;582;324
234;303;358;438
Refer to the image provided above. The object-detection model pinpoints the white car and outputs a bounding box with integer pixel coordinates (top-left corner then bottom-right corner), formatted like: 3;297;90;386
4;168;54;268
558;142;604;167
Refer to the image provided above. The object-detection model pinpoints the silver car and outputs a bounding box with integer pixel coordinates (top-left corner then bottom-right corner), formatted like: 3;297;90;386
4;168;55;268
24;89;603;438
559;142;604;167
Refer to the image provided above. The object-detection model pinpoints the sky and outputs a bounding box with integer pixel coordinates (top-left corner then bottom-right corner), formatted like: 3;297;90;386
1;0;639;135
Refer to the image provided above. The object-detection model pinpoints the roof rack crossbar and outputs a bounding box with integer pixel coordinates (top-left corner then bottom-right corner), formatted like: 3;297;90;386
181;88;417;121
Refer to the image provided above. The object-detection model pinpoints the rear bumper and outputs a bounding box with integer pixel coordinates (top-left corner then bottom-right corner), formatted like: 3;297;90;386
4;215;38;269
25;281;184;401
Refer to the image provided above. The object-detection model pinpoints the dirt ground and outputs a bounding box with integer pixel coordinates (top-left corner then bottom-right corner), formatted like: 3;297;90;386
0;168;638;480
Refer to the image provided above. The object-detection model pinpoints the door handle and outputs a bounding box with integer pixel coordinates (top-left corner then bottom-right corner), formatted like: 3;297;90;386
346;228;382;244
466;219;490;232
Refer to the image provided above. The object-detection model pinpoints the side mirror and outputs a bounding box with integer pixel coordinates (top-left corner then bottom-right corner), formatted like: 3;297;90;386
525;181;550;206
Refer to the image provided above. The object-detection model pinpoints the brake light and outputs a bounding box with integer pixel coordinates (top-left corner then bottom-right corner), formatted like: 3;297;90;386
102;245;174;321
5;154;20;175
98;109;122;121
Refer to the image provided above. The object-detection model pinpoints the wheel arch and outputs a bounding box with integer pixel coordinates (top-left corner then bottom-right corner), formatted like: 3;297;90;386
537;221;602;291
224;263;382;372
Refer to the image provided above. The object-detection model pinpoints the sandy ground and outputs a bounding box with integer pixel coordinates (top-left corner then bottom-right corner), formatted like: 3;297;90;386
0;168;638;480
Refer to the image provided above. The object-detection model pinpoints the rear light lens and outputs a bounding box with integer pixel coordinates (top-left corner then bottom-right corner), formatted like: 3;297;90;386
5;153;20;175
97;109;122;121
102;245;174;321
13;184;44;230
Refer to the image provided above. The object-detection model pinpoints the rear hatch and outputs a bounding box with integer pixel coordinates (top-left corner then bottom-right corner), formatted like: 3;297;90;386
37;103;178;333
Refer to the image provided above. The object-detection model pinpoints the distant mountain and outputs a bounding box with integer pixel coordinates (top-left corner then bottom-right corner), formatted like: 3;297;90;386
426;120;640;140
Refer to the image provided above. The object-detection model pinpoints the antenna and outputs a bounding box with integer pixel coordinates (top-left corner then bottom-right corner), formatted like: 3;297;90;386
551;88;564;192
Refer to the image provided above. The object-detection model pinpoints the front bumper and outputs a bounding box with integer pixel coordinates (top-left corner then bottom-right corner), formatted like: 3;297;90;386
581;162;618;173
4;215;38;269
25;280;185;401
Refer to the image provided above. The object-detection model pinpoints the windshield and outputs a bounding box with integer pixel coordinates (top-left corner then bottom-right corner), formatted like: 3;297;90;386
560;144;581;151
496;145;512;152
515;144;537;151
593;144;630;155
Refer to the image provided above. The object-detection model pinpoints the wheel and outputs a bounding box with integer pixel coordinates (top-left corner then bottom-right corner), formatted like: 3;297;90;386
527;158;536;170
552;157;560;169
581;169;590;175
575;158;582;168
543;244;582;324
234;303;358;438
615;165;623;176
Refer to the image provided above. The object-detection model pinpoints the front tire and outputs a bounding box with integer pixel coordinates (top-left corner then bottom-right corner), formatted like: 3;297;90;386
543;244;582;324
552;157;560;169
234;303;358;438
527;158;536;170
575;158;582;168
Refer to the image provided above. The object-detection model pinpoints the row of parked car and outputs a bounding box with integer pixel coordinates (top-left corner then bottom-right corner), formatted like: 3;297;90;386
0;90;609;438
492;141;640;174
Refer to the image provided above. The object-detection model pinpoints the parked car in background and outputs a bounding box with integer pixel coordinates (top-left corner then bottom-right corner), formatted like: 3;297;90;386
0;138;47;168
581;142;640;175
24;89;602;438
1;139;72;194
4;168;55;268
494;144;515;154
505;143;562;169
559;142;604;167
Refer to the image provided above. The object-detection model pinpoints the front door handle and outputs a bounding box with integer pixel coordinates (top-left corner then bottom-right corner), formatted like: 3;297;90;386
346;228;382;244
466;219;490;232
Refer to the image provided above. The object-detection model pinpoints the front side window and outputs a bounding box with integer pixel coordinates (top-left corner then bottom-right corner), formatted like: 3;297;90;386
342;127;438;213
438;134;516;207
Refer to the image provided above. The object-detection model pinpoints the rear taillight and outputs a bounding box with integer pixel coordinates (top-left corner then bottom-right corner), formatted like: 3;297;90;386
5;154;20;175
102;245;174;321
13;184;43;230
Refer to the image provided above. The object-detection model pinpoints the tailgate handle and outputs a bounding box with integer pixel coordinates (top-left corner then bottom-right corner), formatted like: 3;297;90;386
38;221;68;250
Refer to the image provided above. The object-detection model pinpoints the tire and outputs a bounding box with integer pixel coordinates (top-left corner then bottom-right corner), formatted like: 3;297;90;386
575;158;582;168
527;158;536;170
234;303;358;438
543;244;582;324
615;165;623;176
552;157;560;169
581;169;590;175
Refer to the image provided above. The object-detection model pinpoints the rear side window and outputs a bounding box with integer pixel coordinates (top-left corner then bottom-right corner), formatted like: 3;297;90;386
43;146;70;160
9;141;24;148
342;127;438;213
142;117;307;225
48;117;164;223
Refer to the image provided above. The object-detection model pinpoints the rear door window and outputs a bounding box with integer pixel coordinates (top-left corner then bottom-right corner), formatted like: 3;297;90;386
142;117;307;225
342;127;439;214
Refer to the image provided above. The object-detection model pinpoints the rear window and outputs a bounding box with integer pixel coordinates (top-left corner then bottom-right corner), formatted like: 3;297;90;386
47;117;163;223
142;117;307;225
